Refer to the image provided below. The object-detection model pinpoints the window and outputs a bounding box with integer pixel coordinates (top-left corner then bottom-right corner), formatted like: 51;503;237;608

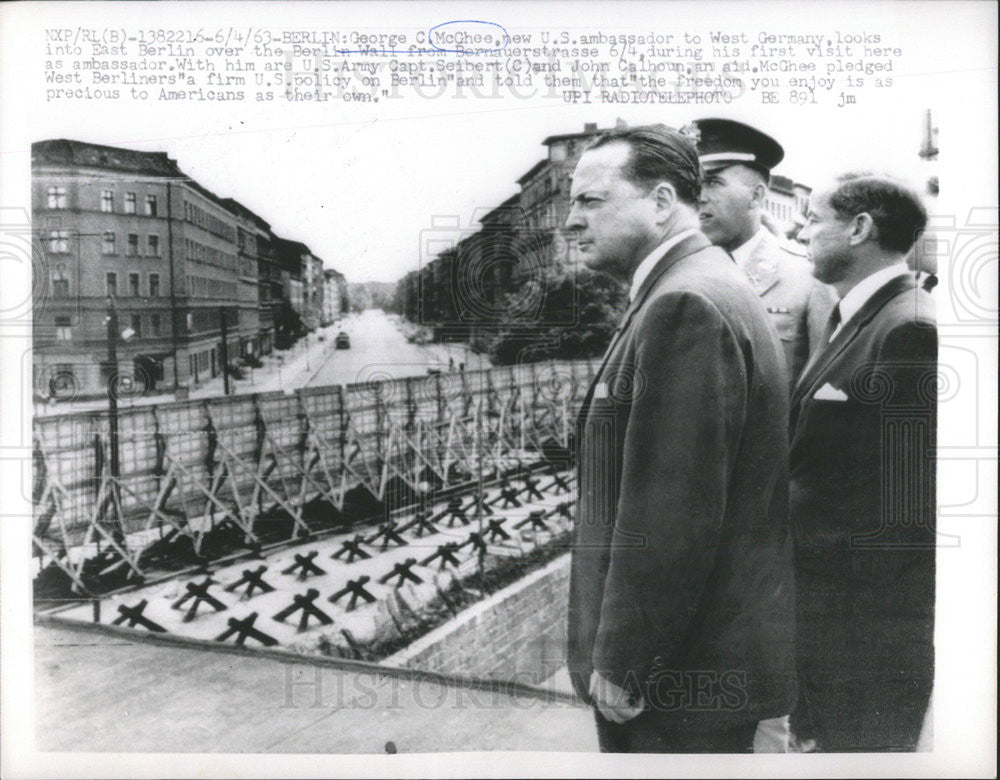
55;315;72;342
151;313;161;335
52;278;69;298
147;234;160;256
148;273;160;297
129;272;140;297
101;190;114;212
46;186;67;209
145;195;157;216
106;272;117;297
124;192;136;214
130;313;142;338
127;234;139;256
46;230;70;253
102;232;116;255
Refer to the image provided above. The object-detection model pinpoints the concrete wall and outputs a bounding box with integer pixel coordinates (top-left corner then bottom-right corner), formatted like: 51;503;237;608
387;554;571;687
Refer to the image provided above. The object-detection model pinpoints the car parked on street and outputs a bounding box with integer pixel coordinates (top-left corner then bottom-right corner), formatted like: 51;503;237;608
335;331;350;349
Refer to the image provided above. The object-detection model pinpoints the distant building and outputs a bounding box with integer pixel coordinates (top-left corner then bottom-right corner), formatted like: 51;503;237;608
303;251;325;331
323;268;348;325
221;198;265;358
763;174;811;238
222;197;280;357
256;228;280;356
272;237;333;335
32;138;332;399
272;237;305;310
32;139;244;396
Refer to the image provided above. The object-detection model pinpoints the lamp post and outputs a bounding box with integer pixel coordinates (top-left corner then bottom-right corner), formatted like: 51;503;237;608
219;305;231;396
105;296;123;536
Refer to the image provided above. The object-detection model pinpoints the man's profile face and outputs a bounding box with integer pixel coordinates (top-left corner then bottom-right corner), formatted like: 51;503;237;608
698;165;760;251
565;142;660;280
801;187;853;284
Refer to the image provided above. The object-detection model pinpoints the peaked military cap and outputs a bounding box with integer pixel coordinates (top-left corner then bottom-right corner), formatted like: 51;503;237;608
692;118;784;175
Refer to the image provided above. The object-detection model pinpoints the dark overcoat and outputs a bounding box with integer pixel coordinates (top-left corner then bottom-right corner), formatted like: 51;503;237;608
567;232;797;731
788;272;937;751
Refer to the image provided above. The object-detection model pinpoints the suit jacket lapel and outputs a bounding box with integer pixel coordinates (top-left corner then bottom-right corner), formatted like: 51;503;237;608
578;232;711;422
792;273;919;409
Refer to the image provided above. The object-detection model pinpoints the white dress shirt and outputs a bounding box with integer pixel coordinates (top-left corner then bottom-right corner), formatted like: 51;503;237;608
628;228;699;302
830;261;911;341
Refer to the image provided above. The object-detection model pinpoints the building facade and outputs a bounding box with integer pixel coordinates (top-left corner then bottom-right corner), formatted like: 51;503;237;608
33;140;191;397
32;139;344;400
763;174;812;236
222;197;275;358
322;268;348;325
303;251;325;331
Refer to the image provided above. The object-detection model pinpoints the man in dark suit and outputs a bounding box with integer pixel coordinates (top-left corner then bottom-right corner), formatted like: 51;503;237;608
693;118;837;391
790;173;937;752
565;125;796;753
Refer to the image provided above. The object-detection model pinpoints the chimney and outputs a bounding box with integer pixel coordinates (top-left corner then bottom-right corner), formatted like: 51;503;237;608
584;122;597;133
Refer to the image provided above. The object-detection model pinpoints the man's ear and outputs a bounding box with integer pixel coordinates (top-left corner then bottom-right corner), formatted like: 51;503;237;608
749;180;767;209
652;181;677;215
848;212;877;246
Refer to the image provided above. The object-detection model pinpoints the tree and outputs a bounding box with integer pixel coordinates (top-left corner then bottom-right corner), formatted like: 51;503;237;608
487;265;626;365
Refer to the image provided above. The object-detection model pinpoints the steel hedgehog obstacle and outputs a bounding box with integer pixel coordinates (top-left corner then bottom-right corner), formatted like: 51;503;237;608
33;360;592;664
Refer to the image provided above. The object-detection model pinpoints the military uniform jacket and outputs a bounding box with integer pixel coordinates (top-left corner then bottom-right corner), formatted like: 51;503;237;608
567;232;797;730
740;230;837;390
789;272;937;750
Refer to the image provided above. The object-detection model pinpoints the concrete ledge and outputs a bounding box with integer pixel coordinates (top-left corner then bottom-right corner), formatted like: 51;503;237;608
386;553;571;687
34;609;583;708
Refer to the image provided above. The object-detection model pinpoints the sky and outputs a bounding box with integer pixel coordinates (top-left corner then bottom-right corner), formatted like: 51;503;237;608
18;97;936;284
26;102;933;285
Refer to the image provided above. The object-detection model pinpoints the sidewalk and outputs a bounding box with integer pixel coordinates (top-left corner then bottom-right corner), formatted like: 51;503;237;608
36;314;491;418
36;325;336;418
33;622;596;753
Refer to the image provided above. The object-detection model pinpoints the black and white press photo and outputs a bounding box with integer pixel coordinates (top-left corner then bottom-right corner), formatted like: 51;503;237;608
0;1;996;778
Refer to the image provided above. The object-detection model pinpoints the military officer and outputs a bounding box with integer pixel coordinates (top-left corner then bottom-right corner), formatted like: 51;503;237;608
693;118;837;390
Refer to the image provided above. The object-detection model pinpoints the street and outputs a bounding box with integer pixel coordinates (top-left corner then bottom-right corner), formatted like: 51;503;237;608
34;309;491;417
306;309;490;389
